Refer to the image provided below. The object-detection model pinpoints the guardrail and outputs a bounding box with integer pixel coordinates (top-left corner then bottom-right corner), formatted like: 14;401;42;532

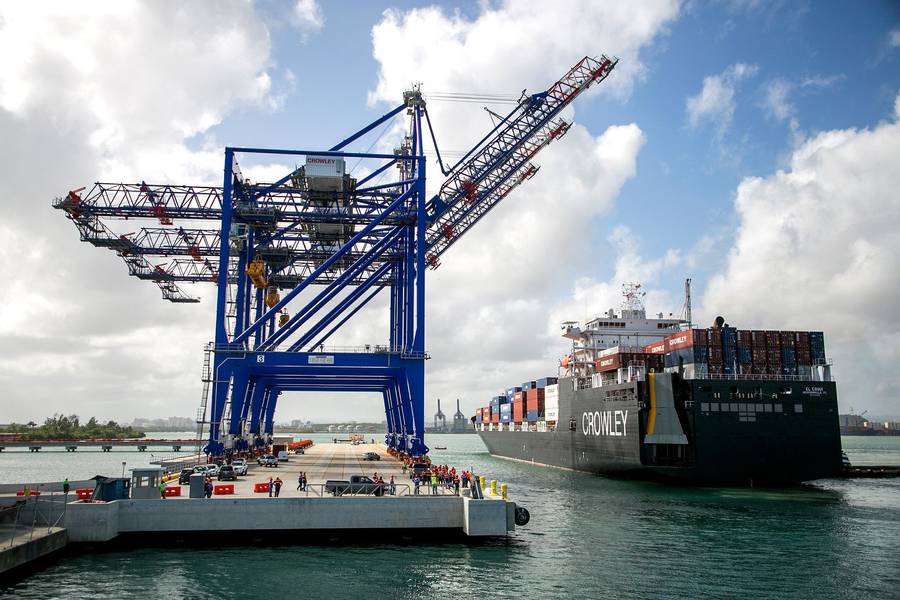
2;493;68;549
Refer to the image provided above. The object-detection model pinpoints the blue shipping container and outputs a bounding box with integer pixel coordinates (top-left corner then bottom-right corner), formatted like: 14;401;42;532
665;346;708;368
535;377;558;388
781;347;797;366
737;347;752;364
526;410;541;422
809;331;826;362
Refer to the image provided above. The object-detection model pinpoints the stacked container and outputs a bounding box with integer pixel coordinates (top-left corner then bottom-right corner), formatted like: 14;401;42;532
780;331;797;376
475;408;483;424
544;384;560;423
706;328;722;375
500;403;512;423
512;390;525;423
736;330;753;375
766;331;782;376
525;387;545;421
751;330;768;374
809;331;826;364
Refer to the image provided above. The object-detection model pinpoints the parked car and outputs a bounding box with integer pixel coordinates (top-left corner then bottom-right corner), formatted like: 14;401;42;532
204;464;220;477
362;452;380;461
217;465;237;481
192;465;212;477
277;450;289;462
178;468;194;485
324;475;385;496
294;448;305;455
231;458;248;476
258;454;278;467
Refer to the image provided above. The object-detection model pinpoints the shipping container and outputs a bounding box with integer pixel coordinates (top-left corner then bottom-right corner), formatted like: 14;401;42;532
512;400;524;423
780;331;795;347
526;409;541;422
525;388;545;412
544;406;559;422
491;411;499;424
809;331;826;363
521;381;537;390
737;330;752;346
707;329;723;347
643;340;666;354
536;377;558;388
765;331;782;349
751;330;768;347
737;346;752;364
665;329;705;352
781;346;797;366
544;384;560;411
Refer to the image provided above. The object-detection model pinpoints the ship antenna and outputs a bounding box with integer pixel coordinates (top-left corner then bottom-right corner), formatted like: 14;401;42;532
683;277;692;327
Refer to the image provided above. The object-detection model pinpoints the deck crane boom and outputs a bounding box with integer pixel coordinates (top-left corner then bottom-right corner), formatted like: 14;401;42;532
52;54;618;457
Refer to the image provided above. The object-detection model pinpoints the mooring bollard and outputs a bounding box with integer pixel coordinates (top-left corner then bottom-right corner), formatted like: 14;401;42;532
501;483;508;500
490;479;497;495
480;475;486;490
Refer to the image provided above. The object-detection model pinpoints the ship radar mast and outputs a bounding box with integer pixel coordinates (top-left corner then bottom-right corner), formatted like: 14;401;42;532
621;282;646;319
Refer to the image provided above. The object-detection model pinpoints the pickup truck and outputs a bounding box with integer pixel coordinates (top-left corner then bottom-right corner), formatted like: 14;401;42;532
324;475;385;496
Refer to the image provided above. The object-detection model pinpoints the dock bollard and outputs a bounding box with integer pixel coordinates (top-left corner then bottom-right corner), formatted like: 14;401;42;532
479;475;486;491
501;483;508;500
490;480;497;496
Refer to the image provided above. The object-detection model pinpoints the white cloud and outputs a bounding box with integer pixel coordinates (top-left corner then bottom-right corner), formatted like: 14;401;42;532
290;0;324;35
686;62;758;133
889;28;900;48
0;2;280;423
761;77;794;122
702;92;900;415
364;0;679;413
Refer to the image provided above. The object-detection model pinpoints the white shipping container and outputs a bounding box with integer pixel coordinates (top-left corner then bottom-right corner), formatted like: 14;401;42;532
545;407;559;422
544;384;559;409
305;155;345;178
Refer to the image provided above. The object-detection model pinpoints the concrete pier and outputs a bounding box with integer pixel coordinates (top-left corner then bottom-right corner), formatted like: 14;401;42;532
1;443;521;547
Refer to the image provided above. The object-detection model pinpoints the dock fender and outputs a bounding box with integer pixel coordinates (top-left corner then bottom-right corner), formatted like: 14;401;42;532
515;506;530;526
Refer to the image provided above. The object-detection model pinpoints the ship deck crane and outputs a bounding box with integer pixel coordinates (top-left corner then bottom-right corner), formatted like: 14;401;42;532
53;55;617;457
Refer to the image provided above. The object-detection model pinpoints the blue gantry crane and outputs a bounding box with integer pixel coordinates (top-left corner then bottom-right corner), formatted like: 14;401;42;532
53;55;617;458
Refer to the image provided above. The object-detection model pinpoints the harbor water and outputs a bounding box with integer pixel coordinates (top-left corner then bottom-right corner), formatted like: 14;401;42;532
2;434;899;599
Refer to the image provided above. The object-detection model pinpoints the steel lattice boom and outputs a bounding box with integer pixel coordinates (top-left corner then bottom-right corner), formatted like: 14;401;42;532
52;55;617;457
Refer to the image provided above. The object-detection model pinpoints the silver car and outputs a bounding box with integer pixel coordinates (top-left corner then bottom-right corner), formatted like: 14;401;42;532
231;459;249;476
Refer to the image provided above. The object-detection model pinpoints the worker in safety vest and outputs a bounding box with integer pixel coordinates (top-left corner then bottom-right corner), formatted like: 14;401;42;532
158;481;166;499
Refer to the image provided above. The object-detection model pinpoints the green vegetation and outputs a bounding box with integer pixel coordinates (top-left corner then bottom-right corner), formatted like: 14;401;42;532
1;414;145;440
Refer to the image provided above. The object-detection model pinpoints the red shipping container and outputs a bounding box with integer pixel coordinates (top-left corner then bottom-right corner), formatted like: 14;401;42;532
780;331;795;347
737;330;752;346
491;412;500;424
766;350;782;365
644;340;666;354
708;347;723;364
514;391;524;403
665;329;705;352
512;400;524;423
766;331;781;349
525;388;545;412
751;330;768;347
708;364;723;375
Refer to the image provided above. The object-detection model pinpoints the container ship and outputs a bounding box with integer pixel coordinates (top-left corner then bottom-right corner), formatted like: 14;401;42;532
473;283;842;486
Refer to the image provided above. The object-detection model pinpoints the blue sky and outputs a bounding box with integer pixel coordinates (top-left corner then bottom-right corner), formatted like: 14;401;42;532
207;0;900;316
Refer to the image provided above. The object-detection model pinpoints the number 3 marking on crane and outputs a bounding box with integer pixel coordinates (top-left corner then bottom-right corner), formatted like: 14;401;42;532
257;355;265;363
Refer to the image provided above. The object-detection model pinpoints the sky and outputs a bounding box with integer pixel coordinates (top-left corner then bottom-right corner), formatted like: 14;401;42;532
0;0;898;425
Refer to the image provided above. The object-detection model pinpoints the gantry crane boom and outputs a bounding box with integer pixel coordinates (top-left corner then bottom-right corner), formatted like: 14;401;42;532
423;55;616;263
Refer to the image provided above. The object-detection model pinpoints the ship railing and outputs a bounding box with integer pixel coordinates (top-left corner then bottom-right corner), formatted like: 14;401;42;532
696;372;826;382
297;483;455;497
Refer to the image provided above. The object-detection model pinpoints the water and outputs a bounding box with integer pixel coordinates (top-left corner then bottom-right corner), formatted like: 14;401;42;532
3;434;899;599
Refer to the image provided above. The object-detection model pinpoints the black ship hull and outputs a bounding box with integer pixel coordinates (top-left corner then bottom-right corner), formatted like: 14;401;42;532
477;375;842;486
